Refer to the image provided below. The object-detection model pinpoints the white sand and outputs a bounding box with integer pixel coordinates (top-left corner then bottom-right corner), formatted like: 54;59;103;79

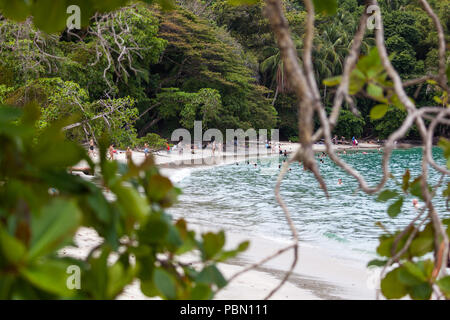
67;141;381;300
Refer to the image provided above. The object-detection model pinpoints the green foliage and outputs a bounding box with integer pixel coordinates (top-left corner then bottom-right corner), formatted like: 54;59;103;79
381;261;434;300
372;107;410;139
0;104;248;299
438;138;450;169
0;0;176;33
370;104;388;120
150;7;277;133
333;109;365;139
153;87;223;130
139;133;168;150
372;166;450;300
2;78;139;149
312;0;338;16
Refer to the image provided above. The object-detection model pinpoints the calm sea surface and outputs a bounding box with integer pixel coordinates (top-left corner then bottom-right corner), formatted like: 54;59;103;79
168;147;449;258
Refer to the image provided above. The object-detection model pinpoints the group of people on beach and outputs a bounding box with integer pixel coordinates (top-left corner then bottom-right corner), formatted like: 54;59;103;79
88;138;152;165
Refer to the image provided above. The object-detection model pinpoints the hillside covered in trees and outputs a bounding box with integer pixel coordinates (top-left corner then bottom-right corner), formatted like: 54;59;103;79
0;0;448;147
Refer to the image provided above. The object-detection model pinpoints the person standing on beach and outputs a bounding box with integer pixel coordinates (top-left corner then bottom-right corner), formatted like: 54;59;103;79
166;142;170;154
126;147;132;164
88;139;95;157
332;135;337;144
108;144;116;160
144;143;149;158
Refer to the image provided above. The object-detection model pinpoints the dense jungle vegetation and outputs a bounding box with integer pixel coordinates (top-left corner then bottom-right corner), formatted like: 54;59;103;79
0;0;448;147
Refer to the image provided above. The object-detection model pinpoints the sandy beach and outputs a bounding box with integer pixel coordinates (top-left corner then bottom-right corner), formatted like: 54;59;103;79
67;141;381;300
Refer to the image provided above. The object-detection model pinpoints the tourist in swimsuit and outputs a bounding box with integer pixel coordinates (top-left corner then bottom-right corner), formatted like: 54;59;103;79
108;144;115;160
144;143;149;158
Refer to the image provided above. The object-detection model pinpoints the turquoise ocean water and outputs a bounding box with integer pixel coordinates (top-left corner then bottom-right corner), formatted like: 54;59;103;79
168;147;448;258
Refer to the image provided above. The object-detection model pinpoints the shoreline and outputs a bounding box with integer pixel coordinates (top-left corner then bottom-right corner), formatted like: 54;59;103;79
153;142;379;299
65;226;376;300
69;141;383;300
111;141;383;169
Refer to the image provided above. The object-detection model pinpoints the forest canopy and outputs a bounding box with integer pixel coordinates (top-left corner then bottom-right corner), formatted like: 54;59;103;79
0;0;448;145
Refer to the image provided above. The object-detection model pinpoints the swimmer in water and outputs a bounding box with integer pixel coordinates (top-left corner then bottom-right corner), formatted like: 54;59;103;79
412;199;419;209
338;178;343;185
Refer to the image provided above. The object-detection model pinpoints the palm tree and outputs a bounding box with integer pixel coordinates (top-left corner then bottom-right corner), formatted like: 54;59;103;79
260;39;302;104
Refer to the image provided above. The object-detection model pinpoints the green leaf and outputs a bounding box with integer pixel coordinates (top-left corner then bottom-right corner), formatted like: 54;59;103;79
21;259;75;297
107;261;136;299
201;231;226;260
197;265;227;289
357;48;382;73
367;259;388;267
401;262;427;283
387;197;404;218
437;276;450;298
376;189;398;202
31;0;68;33
216;240;250;262
410;282;432;300
140;278;159;298
433;96;443;104
34;140;86;169
381;268;408;299
370;104;388;120
377;235;395;257
438;138;450;169
139;213;169;245
113;185;149;223
367;83;384;100
0;275;15;299
29;199;81;260
0;226;26;265
410;177;424;200
153;267;177;300
409;224;434;257
312;0;338;15
409;237;433;257
377;232;409;258
348;70;366;95
0;0;30;21
323;76;342;87
0;106;23;123
147;174;173;203
190;283;213;300
83;247;109;299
